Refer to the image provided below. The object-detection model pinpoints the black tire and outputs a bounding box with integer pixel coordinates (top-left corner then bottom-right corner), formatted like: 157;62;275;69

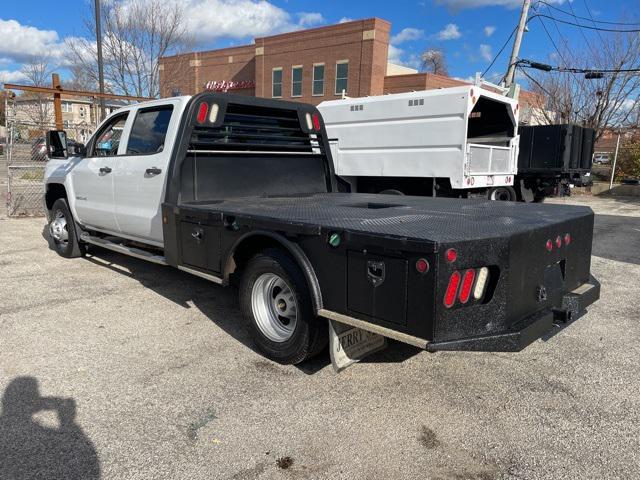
487;186;517;201
49;198;85;258
239;248;327;364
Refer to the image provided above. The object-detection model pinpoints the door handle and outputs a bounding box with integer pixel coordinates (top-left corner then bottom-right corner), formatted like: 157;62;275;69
99;166;112;174
146;167;162;175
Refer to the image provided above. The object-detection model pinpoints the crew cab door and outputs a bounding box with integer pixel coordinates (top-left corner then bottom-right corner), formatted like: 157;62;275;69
71;112;129;233
113;102;177;246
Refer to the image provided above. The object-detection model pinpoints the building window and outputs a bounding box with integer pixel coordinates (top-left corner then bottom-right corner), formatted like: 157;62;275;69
291;66;303;97
61;102;72;113
335;61;349;95
272;68;283;98
313;64;325;96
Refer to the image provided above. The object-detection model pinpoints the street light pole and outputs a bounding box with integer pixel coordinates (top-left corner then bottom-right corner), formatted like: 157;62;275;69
95;0;106;123
609;133;621;190
504;0;531;88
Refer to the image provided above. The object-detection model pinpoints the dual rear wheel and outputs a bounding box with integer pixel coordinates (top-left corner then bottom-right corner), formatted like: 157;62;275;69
240;249;327;364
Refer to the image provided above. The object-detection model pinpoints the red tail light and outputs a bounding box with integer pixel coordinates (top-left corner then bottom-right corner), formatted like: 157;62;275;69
444;271;461;308
546;239;553;252
415;258;429;274
445;248;457;263
312;113;321;131
196;102;208;123
459;269;476;304
555;236;562;248
564;233;571;246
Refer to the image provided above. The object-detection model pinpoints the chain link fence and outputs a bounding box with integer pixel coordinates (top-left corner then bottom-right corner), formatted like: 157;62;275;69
4;97;100;216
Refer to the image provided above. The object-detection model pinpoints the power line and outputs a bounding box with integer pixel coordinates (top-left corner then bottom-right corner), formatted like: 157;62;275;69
481;26;517;77
535;16;569;66
535;0;640;26
530;14;640;32
566;0;601;66
518;59;640;74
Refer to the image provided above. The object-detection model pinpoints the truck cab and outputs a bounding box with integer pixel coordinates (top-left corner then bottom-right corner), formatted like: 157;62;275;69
45;96;191;248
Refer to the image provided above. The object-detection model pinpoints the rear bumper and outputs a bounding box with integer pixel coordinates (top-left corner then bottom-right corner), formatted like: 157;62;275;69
427;276;600;352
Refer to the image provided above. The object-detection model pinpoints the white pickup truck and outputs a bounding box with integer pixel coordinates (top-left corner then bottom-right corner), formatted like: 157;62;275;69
43;93;600;364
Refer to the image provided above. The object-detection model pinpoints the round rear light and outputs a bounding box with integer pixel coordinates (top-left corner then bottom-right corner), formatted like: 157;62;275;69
546;239;553;252
564;233;571;246
445;248;457;263
416;258;429;274
555;236;562;248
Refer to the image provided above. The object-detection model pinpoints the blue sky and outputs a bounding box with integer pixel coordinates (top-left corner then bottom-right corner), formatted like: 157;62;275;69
0;0;636;87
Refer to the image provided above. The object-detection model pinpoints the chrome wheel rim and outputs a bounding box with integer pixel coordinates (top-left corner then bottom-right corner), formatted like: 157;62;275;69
49;210;69;245
251;273;298;343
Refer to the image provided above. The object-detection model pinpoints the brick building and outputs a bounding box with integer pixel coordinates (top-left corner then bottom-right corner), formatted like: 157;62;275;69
159;17;545;119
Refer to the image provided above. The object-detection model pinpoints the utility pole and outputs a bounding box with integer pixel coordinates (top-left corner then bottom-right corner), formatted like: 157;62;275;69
95;0;106;123
504;0;531;88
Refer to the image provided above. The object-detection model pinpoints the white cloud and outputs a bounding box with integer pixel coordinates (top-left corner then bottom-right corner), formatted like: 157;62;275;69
454;75;476;83
117;0;324;43
436;0;566;10
391;27;424;45
484;25;496;37
0;69;28;84
436;23;461;41
297;12;325;27
387;45;421;70
388;44;404;64
338;17;353;24
479;43;493;61
0;19;66;62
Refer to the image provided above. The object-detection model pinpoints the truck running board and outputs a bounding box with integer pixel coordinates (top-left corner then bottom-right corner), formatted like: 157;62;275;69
80;233;168;266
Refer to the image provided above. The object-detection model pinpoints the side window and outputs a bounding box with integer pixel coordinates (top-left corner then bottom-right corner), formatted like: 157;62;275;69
92;113;129;157
126;106;174;155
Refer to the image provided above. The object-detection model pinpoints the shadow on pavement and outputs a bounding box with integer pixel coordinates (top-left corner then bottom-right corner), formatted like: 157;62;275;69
0;377;100;480
75;244;420;373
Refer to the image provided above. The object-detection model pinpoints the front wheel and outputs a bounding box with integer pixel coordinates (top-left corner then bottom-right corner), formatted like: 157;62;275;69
239;249;327;364
49;198;85;258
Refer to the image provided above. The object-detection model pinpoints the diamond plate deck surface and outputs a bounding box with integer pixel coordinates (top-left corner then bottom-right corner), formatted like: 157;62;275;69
183;193;592;244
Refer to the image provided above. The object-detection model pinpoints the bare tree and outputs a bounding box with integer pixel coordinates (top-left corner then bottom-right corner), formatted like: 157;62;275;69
523;29;640;139
66;0;192;98
19;55;54;127
421;48;448;76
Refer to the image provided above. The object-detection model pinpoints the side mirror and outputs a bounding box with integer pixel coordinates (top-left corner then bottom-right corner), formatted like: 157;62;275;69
69;142;87;157
46;130;68;159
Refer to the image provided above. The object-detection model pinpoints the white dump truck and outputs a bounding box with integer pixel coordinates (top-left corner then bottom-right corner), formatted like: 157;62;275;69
319;86;520;200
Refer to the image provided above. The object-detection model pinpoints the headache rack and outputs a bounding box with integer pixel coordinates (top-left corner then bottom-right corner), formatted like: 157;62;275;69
188;103;323;155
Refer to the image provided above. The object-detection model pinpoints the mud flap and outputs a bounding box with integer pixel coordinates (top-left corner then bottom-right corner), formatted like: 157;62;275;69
329;320;387;372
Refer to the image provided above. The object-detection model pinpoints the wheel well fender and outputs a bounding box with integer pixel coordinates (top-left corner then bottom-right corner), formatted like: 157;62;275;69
224;231;323;312
45;183;68;211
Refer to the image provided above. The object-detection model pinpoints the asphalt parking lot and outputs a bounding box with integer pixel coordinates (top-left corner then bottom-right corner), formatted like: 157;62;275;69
1;195;639;480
